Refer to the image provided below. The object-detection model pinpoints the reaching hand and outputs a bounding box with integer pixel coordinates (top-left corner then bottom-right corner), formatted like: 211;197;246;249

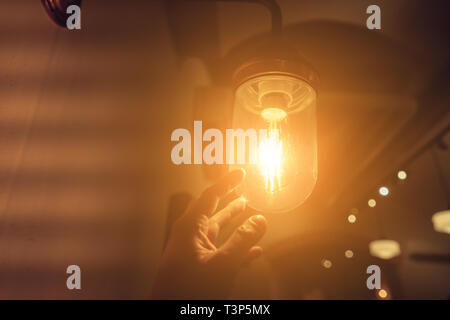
151;169;267;299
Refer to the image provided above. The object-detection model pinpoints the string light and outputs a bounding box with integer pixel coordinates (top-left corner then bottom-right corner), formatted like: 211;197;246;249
348;214;357;224
379;186;389;196
397;170;407;180
345;250;354;258
378;289;388;299
321;259;332;269
342;168;409;299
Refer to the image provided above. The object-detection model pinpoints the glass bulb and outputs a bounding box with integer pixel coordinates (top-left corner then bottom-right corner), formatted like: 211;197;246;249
230;75;317;213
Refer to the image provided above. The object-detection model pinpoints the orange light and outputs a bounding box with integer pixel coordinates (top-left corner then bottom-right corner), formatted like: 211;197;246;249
321;259;332;269
397;170;407;180
348;214;357;224
432;210;450;234
369;240;401;260
345;250;354;258
368;199;376;208
379;187;389;196
259;124;283;193
261;107;287;122
231;74;317;213
378;289;388;299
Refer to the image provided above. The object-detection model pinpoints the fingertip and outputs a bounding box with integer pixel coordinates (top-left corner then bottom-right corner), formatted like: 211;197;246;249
249;214;267;232
238;196;247;207
250;245;263;256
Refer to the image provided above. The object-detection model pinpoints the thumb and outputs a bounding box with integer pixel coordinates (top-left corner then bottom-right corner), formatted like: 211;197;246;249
218;215;267;264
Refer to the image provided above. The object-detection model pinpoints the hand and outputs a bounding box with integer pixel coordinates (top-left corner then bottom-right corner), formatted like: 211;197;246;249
151;169;267;299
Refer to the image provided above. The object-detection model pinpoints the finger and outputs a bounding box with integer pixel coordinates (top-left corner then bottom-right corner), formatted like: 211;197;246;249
242;246;263;267
184;169;246;221
218;214;267;264
211;196;247;229
207;197;246;242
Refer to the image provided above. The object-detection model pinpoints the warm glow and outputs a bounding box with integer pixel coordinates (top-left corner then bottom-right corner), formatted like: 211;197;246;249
345;250;354;258
261;107;287;122
397;170;407;180
432;210;450;234
258;125;283;193
368;199;377;208
369;240;401;260
232;74;317;212
379;186;389;196
348;214;357;224
378;289;388;299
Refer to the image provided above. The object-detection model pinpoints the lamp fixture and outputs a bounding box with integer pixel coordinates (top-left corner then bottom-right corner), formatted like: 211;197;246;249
231;67;318;212
432;210;450;235
369;239;401;260
222;0;319;213
344;250;354;258
347;214;357;224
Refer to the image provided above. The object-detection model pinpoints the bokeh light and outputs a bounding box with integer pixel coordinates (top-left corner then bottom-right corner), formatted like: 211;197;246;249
397;170;407;180
345;250;354;258
348;214;357;224
321;259;332;269
368;199;376;208
379;186;389;196
378;289;388;299
369;240;401;260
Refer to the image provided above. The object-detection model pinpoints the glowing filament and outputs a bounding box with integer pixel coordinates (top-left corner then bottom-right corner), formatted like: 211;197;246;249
259;125;283;193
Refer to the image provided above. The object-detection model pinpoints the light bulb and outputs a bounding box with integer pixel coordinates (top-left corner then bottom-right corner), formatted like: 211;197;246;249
230;74;317;213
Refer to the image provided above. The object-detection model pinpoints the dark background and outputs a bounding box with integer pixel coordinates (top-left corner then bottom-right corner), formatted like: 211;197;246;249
0;0;449;299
